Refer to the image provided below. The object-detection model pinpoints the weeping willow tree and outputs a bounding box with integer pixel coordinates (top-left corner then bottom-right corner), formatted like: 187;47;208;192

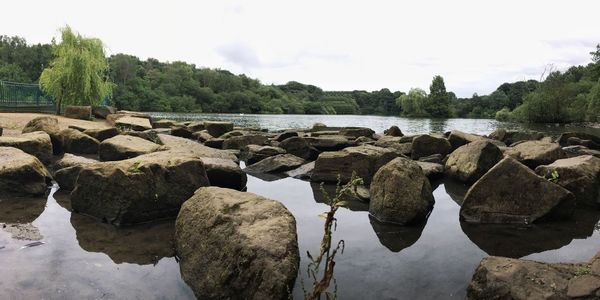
39;26;112;114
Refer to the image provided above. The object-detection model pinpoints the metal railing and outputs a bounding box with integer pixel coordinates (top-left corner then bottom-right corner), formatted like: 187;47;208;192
0;80;55;112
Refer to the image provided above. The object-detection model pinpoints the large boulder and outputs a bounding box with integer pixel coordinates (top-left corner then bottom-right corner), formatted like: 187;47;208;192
535;155;600;207
200;157;247;191
461;157;575;224
82;127;119;142
312;144;400;184
222;134;268;150
99;135;162;161
0;131;53;164
53;154;99;191
445;140;503;183
416;161;444;180
467;254;600;300
369;157;434;225
22;116;62;154
175;187;299;300
279;136;319;161
447;130;485;151
557;132;600;149
504;140;565;168
384;125;403;137
0;147;52;195
373;136;412;156
59;128;100;155
244;154;306;174
71;150;210;225
243;145;286;165
158;134;238;161
205;121;234;138
305;135;354;151
64;105;92;120
411;134;451;160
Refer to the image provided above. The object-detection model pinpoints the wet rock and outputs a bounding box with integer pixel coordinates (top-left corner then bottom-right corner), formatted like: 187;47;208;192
0;147;52;196
305;135;354;151
0;131;53;164
64;105;92;120
82;127;119;142
175;187;299;300
369;157;434;225
504;140;565;168
170;125;194;139
312;144;400;184
99;135;162;161
447;130;485;150
461;157;575;224
243;145;286;165
535;155;600;207
369;215;426;252
71;213;175;265
384;125;403;137
467;256;587;300
557;132;600;149
339;127;375;138
59;128;100;155
152;119;177;129
21;116;62;154
417;161;444;180
204;121;234;138
445;140;503;184
285;161;315;179
411;134;451;160
489;129;544;145
71;150;210;225
201;157;247;191
92;106;117;119
113;116;152;131
279;136;319;161
275;131;298;142
244;154;306;174
222;134;268;150
158;134;237;161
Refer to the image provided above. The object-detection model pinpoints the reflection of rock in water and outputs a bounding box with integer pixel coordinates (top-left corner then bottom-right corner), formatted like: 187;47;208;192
461;208;600;258
70;213;176;265
443;179;470;206
369;215;426;252
0;196;46;240
52;189;72;211
246;171;288;182
310;182;369;212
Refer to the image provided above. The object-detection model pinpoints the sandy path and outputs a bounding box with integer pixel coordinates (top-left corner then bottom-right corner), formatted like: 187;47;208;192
0;113;111;137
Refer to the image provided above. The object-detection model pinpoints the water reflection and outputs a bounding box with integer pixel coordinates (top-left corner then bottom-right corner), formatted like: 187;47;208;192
429;119;448;133
369;215;427;252
0;195;46;240
444;179;470;206
310;182;369;212
70;213;176;265
461;209;600;258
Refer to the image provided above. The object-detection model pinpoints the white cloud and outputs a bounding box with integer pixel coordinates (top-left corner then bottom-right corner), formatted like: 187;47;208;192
1;0;599;96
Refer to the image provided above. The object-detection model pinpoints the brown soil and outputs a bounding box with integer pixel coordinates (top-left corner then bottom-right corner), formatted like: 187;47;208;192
0;113;110;137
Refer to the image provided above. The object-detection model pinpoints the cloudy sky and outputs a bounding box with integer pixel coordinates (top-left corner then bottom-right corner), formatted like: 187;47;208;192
2;0;599;97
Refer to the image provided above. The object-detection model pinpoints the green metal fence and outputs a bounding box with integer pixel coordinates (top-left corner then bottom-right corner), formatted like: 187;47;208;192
0;80;55;112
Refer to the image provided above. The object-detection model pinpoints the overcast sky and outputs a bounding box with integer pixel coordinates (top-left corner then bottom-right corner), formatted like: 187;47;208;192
2;0;599;97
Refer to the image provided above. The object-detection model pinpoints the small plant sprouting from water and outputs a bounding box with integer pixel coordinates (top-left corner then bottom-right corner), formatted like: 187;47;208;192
303;172;363;300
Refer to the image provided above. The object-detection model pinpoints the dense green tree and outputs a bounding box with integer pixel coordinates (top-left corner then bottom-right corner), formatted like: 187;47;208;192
398;88;428;117
426;75;450;117
39;27;112;114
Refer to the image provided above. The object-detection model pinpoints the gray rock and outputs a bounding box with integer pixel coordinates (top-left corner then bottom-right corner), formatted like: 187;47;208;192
369;157;434;225
175;187;299;300
445;140;503;183
284;161;315;179
504;140;565;168
411;135;451;160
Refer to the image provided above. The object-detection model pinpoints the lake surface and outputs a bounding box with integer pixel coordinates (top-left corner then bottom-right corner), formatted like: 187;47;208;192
1;114;599;299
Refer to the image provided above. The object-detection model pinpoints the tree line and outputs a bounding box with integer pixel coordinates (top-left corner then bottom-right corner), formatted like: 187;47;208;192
1;28;599;123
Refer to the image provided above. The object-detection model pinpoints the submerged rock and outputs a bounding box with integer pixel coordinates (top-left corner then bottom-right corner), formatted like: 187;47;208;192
369;157;434;225
445;140;503;183
175;187;299;300
312;144;400;184
0;131;53;164
535;155;600;207
504;140;565;168
467;254;600;300
0;147;52;196
244;154;306;174
99;135;162;161
461;157;575;224
71;150;210;225
411;134;451;160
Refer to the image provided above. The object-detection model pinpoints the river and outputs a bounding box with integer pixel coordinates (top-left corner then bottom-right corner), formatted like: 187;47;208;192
0;114;599;299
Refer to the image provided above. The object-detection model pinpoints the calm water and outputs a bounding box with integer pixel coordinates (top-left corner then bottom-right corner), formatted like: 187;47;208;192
1;115;599;299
